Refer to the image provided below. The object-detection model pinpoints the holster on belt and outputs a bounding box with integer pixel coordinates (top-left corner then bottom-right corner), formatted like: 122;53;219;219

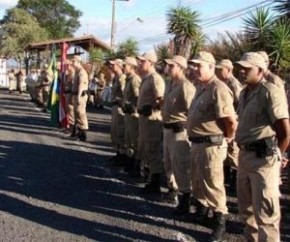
239;137;277;158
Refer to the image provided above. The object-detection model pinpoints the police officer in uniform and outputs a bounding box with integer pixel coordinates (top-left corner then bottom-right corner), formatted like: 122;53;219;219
64;60;75;133
216;59;242;189
109;59;127;164
122;57;141;173
71;55;89;141
39;64;53;113
137;51;165;194
187;51;237;242
235;52;290;242
163;55;196;213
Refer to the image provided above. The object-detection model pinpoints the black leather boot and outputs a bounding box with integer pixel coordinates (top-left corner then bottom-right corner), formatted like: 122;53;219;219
70;125;77;137
124;157;135;172
210;212;226;242
193;200;209;224
142;173;161;194
163;188;178;204
174;192;190;216
78;129;87;141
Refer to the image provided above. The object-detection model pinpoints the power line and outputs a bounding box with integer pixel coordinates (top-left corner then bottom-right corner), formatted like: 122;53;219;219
136;0;273;45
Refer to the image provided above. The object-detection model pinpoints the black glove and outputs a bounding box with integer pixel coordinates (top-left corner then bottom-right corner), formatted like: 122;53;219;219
172;122;184;133
142;104;153;116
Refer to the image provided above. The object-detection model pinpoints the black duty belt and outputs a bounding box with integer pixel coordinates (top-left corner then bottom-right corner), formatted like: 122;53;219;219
189;136;211;143
238;137;277;152
163;122;184;129
189;135;224;145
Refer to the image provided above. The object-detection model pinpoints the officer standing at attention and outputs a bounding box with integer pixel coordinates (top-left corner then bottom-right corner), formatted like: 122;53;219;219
109;59;127;164
40;64;53;113
71;55;89;141
137;51;165;194
64;60;76;135
163;55;196;214
122;57;141;173
187;51;237;242
215;59;242;189
235;52;290;242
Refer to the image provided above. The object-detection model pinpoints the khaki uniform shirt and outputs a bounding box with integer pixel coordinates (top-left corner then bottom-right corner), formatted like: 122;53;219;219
39;69;53;86
137;70;165;121
264;70;285;91
111;73;126;103
187;75;235;137
162;76;196;123
236;79;289;144
225;76;242;110
72;67;89;99
123;73;141;107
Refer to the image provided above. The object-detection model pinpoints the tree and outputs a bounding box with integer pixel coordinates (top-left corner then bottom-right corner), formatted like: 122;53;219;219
88;47;105;77
190;30;206;58
115;37;139;58
243;7;275;51
166;6;201;59
268;18;290;70
154;42;174;63
206;32;250;61
273;0;290;19
0;8;48;66
16;0;82;39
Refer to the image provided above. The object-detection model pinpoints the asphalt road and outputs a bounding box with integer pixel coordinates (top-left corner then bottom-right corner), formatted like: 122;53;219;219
0;88;289;242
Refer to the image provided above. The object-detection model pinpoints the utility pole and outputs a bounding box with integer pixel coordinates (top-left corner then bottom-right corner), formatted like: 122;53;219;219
110;0;116;49
110;0;129;50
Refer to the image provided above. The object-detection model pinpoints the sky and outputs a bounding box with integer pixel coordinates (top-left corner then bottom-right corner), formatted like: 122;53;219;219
0;0;276;52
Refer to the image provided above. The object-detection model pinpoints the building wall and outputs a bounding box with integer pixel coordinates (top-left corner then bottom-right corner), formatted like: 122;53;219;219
0;58;7;87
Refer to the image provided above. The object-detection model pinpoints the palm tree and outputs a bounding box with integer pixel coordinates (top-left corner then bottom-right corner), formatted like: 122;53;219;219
268;18;290;71
273;0;290;19
154;41;174;63
116;37;139;59
243;7;275;51
166;6;201;59
191;30;206;58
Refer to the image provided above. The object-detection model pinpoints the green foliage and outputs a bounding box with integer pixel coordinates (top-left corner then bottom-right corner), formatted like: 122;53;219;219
269;18;290;70
243;7;275;51
115;37;139;59
0;8;48;60
207;32;250;61
273;0;290;19
166;6;201;59
154;42;174;63
191;30;206;58
16;0;82;38
88;48;105;63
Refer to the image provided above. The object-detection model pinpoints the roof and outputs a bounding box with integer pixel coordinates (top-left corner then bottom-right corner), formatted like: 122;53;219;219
27;35;111;52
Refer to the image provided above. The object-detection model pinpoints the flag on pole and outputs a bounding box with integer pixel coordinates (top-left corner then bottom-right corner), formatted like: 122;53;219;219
59;42;69;128
48;46;60;126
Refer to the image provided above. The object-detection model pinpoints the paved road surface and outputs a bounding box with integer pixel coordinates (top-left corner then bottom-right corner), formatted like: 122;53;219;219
0;89;289;241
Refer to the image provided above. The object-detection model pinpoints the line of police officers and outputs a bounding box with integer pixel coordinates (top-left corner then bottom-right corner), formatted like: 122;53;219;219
107;50;290;242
